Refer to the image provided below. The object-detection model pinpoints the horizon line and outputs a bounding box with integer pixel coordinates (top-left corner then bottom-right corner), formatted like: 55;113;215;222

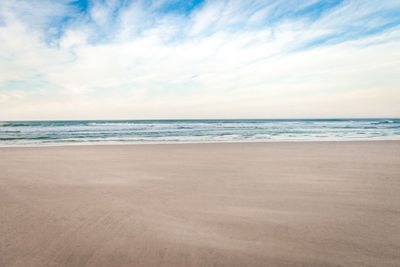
2;117;399;122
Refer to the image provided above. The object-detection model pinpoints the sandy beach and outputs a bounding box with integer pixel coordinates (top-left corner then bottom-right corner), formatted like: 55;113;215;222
1;141;399;267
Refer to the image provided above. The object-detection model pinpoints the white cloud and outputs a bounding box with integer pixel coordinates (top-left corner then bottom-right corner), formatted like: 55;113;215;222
0;0;399;120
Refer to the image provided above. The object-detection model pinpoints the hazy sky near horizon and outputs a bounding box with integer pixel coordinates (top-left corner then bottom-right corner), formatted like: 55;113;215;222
0;0;399;120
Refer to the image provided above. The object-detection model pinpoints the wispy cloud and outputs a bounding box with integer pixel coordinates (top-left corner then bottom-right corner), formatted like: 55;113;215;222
0;0;399;120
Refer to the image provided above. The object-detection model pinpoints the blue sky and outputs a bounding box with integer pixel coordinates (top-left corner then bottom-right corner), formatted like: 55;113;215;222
0;0;399;120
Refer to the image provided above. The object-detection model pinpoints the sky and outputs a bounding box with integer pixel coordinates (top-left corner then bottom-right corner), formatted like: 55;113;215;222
0;0;399;120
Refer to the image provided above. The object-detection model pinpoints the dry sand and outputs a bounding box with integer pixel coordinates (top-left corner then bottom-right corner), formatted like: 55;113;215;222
0;141;400;267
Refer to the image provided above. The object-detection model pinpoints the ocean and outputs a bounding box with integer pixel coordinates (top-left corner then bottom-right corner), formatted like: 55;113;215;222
0;119;399;146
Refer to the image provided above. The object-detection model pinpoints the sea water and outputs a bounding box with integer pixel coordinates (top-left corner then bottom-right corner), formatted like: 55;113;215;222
0;119;399;146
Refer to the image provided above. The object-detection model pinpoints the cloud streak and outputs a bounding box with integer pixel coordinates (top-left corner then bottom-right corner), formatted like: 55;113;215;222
0;0;399;120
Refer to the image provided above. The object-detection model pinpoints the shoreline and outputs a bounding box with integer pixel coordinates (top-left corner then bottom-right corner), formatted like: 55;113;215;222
1;138;400;148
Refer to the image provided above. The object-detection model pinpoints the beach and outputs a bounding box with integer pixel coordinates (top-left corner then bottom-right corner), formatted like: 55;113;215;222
1;141;399;266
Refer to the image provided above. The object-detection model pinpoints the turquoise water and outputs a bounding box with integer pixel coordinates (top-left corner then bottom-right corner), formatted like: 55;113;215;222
0;119;399;146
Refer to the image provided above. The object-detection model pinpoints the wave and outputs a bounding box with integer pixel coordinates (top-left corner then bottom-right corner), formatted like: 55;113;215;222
0;122;32;127
1;119;400;146
371;120;397;125
0;130;21;133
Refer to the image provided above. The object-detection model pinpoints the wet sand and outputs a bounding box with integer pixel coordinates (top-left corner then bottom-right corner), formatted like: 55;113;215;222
1;141;400;266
